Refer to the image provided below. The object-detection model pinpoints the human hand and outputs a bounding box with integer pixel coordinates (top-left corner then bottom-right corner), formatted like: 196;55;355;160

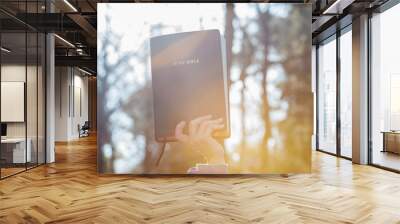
175;115;223;144
175;115;225;164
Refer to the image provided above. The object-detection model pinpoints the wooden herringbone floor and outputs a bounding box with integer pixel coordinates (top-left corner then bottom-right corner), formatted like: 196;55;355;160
1;134;400;224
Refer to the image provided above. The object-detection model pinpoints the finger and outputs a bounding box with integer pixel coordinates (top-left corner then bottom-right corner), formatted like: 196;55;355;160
198;118;223;136
175;121;189;142
204;123;225;137
189;115;213;137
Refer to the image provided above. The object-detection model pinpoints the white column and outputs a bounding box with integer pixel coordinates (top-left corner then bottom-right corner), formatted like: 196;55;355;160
352;14;369;164
312;45;317;151
46;32;55;163
45;0;56;163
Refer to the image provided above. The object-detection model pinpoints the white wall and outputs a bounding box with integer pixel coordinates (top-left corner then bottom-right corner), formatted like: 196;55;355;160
55;66;69;141
1;64;46;164
55;67;89;141
1;65;40;138
72;73;89;138
1;65;26;139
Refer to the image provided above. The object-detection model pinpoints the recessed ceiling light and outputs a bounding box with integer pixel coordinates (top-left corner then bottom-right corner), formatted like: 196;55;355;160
54;34;75;48
63;0;78;12
1;47;11;53
78;67;92;76
322;0;354;15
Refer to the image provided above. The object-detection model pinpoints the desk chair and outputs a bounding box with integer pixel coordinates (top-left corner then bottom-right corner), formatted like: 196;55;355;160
78;121;90;138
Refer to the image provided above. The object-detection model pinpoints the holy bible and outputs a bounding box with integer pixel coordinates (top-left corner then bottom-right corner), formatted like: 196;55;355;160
150;29;230;142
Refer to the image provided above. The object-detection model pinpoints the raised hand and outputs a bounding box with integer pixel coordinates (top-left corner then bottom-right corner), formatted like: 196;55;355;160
175;115;225;164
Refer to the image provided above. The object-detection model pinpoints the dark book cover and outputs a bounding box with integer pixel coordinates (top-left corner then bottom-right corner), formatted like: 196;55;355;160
150;29;230;142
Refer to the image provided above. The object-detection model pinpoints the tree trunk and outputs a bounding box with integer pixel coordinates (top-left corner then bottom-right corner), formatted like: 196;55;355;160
225;3;234;88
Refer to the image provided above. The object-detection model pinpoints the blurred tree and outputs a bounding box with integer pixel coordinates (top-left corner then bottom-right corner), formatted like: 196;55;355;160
256;5;273;167
227;4;312;172
237;25;255;167
277;6;312;171
225;3;234;88
98;12;141;173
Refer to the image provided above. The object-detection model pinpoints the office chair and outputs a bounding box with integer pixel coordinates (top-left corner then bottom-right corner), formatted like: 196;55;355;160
79;121;90;138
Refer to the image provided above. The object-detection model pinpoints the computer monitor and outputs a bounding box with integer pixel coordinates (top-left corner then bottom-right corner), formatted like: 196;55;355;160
1;123;7;137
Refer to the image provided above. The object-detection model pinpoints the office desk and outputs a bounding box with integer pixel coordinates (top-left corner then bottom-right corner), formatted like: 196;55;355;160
1;138;31;163
382;131;400;154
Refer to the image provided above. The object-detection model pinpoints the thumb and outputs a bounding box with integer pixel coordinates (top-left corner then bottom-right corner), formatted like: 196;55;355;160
175;121;189;142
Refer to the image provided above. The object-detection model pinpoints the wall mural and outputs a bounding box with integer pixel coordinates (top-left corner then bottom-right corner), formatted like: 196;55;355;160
97;3;312;174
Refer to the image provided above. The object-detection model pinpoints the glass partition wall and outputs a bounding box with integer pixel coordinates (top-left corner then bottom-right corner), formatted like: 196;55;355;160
0;2;46;179
316;26;352;159
370;3;400;172
0;30;27;177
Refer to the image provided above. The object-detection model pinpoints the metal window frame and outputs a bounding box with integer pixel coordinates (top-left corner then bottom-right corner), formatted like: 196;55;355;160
315;22;353;161
315;0;400;173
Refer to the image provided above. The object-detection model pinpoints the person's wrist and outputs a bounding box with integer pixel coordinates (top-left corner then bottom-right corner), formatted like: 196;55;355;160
191;138;216;150
193;138;225;164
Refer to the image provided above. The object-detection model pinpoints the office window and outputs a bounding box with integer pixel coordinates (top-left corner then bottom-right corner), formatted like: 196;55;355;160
371;3;400;171
317;36;337;154
339;28;352;158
